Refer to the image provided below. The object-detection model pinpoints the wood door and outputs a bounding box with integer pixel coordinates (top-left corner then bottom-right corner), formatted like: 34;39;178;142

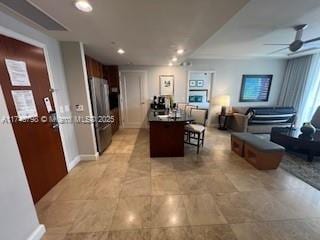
120;71;146;128
0;34;67;203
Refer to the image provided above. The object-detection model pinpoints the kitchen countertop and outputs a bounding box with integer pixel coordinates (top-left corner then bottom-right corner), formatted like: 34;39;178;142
148;109;194;122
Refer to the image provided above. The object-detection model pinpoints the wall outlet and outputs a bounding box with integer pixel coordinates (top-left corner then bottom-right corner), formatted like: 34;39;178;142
75;104;84;112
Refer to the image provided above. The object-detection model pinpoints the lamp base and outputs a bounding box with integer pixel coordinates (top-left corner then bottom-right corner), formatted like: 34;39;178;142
221;106;227;116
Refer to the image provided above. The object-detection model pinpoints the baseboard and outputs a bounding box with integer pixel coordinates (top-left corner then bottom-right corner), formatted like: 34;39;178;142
27;225;46;240
80;152;99;161
67;155;81;172
67;153;99;171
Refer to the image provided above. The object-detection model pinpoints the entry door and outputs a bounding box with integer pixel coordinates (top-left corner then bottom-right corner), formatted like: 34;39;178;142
0;35;67;203
120;71;146;128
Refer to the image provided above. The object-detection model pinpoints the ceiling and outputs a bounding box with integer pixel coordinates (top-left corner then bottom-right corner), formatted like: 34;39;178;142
191;0;320;59
0;0;248;65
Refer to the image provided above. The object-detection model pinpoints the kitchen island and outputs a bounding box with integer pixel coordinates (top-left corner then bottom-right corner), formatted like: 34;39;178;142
149;109;193;157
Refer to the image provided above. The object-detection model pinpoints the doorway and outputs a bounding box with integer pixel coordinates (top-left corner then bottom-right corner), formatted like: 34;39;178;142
0;34;68;203
187;71;215;109
120;71;147;128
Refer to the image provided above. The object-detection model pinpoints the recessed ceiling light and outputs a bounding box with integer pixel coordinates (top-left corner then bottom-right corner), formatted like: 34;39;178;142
168;62;173;66
117;48;125;55
172;57;178;62
75;0;93;12
177;49;184;55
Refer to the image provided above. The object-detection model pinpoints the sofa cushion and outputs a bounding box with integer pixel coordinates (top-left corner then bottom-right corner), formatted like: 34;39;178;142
246;107;296;125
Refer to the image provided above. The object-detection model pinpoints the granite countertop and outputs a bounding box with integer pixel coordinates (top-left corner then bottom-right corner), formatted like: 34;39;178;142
148;109;194;122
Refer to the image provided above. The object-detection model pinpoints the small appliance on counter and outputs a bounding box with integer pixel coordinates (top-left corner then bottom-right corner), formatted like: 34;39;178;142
151;96;166;110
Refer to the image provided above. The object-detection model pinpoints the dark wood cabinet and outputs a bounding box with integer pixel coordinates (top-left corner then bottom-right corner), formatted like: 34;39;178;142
103;65;119;92
149;121;185;157
85;55;103;78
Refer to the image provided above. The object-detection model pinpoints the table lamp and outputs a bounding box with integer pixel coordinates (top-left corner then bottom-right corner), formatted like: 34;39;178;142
213;95;230;115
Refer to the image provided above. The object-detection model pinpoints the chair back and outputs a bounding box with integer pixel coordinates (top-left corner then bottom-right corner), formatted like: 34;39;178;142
185;105;197;115
177;103;187;111
311;106;320;129
191;109;207;126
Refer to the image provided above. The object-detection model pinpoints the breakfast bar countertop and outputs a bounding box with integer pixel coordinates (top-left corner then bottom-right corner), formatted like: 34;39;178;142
148;109;194;122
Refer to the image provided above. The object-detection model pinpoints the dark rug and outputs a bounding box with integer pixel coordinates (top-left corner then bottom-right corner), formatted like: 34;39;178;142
280;153;320;190
256;134;320;190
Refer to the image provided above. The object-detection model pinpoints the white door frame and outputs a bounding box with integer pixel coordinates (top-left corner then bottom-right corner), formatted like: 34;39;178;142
187;70;216;125
119;70;148;128
0;26;72;170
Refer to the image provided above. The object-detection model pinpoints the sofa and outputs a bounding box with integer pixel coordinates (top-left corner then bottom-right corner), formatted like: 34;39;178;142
229;107;296;133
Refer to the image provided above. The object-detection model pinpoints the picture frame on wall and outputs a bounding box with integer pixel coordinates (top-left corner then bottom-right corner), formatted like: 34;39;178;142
160;75;174;95
189;80;196;87
196;80;204;87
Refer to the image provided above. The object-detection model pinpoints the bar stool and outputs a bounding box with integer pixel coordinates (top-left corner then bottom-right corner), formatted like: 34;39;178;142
184;108;207;154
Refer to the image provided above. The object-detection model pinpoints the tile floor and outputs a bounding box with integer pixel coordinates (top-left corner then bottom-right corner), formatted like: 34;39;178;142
37;128;320;240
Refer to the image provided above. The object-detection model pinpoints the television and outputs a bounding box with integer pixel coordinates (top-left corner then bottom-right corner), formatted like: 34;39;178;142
239;75;272;102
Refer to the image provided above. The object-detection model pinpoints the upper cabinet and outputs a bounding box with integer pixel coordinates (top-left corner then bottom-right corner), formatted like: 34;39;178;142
85;55;103;79
103;65;120;93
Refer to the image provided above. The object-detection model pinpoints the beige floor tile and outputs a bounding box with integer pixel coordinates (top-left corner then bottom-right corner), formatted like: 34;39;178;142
107;229;151;240
63;231;109;240
232;220;320;240
151;227;193;240
215;191;299;224
126;162;150;180
176;174;208;194
69;199;118;233
151;195;190;228
120;177;151;197
151;158;175;176
57;177;96;201
205;171;238;194
41;232;66;240
92;176;123;199
103;162;128;179
215;192;265;224
41;201;84;233
191;225;238;240
224;170;268;192
172;157;219;176
270;189;320;218
183;194;227;225
151;175;180;195
111;196;151;230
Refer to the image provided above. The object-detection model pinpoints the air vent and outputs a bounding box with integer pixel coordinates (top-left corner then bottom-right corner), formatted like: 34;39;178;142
0;0;67;31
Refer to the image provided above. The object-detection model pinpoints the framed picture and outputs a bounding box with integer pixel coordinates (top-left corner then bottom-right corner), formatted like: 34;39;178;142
160;75;174;95
189;90;208;102
189;80;196;87
239;75;273;102
196;80;204;87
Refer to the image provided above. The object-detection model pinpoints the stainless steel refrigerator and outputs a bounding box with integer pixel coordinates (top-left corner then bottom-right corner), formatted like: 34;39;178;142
89;77;112;154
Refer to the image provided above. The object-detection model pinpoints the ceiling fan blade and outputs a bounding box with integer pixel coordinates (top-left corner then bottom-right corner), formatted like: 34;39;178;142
268;47;289;55
305;37;320;44
264;44;290;46
288;47;320;56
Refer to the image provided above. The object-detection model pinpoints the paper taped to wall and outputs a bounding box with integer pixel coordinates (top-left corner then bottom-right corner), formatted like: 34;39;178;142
5;59;31;86
11;90;38;121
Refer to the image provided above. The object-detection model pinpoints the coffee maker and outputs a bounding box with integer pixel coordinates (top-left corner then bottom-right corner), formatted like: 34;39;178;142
151;96;166;109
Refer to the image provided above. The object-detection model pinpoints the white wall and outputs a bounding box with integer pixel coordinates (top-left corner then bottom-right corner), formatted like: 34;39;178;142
0;88;45;240
0;10;79;169
120;58;287;125
60;42;97;157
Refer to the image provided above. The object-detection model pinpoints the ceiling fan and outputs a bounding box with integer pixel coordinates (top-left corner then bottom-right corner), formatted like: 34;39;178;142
265;24;320;56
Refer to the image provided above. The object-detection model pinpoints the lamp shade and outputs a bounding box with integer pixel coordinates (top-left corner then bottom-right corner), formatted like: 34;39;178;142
212;95;230;106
